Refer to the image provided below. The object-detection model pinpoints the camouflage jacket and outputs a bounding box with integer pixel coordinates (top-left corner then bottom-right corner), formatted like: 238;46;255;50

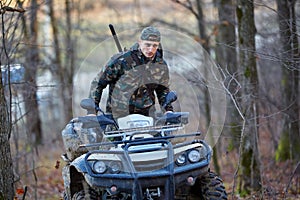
89;43;173;118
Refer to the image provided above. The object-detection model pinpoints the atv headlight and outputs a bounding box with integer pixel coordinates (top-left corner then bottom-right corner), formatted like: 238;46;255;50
93;161;107;174
109;161;122;174
175;154;186;166
188;149;201;163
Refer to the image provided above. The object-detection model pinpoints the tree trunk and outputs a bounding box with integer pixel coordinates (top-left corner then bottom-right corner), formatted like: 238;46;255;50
0;81;14;200
236;0;262;194
215;0;237;73
215;0;240;162
275;0;300;162
62;0;75;122
195;0;222;175
22;0;42;145
47;0;75;125
195;0;209;52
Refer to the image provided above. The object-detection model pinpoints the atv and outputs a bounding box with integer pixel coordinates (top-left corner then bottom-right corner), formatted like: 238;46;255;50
61;92;227;199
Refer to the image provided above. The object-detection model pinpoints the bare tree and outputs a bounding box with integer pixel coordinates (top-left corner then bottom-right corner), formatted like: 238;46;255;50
236;0;261;194
275;0;300;162
0;77;14;200
171;0;223;174
46;0;78;125
19;0;42;145
0;2;25;199
214;0;240;171
171;0;209;51
0;72;14;199
63;0;76;122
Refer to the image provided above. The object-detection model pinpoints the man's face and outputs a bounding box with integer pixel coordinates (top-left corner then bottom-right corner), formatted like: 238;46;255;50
139;40;160;59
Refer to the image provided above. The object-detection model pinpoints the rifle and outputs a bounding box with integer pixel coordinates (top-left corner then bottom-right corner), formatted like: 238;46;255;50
109;24;122;52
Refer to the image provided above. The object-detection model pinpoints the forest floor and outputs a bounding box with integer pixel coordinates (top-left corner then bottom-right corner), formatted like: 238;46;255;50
13;139;300;200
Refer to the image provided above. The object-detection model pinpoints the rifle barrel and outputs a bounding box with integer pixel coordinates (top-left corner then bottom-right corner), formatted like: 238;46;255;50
109;24;122;52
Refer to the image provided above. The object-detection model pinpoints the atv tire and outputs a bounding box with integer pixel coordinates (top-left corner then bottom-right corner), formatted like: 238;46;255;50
72;189;98;200
195;171;227;200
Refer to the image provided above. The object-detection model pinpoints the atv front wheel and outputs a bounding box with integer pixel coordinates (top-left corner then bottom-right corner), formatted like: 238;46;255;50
195;171;227;200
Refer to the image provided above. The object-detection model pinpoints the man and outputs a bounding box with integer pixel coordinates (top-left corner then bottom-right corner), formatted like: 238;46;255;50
89;26;173;118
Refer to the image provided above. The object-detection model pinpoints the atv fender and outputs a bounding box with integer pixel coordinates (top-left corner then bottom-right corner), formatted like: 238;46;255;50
69;154;88;173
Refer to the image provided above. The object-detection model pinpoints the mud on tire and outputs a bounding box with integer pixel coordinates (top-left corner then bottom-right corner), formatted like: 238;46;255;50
195;171;227;200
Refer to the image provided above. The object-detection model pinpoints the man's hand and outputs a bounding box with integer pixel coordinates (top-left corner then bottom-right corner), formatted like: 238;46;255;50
94;104;100;114
164;111;173;114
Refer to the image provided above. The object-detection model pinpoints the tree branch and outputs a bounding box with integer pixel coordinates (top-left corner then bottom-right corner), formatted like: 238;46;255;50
216;65;246;198
171;0;199;19
0;6;25;14
284;161;300;198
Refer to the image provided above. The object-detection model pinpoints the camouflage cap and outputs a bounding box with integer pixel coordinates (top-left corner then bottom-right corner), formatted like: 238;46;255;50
140;26;161;42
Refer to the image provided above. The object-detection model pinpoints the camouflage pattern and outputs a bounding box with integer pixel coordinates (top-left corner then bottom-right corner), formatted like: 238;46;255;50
89;43;173;119
61;117;104;160
140;26;161;42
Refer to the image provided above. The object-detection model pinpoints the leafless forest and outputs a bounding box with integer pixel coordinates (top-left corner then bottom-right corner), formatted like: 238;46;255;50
0;0;299;199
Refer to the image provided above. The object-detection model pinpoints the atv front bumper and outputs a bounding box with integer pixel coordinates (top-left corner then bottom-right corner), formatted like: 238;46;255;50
82;139;211;199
